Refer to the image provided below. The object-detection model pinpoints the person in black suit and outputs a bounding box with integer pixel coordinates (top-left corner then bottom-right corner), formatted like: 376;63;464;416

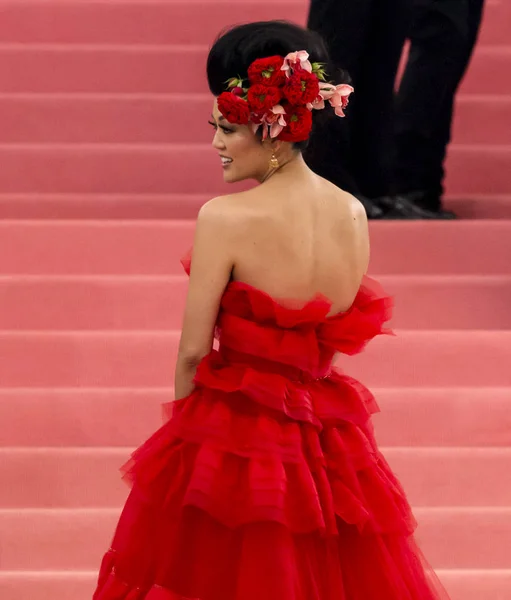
306;0;485;219
393;0;486;216
305;0;432;219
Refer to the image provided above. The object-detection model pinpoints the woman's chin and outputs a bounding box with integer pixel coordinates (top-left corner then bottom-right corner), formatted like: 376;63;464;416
222;169;242;184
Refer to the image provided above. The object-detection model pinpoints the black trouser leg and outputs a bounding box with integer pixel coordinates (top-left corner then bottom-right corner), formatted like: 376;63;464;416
350;0;412;199
305;0;373;196
305;0;411;199
394;0;485;209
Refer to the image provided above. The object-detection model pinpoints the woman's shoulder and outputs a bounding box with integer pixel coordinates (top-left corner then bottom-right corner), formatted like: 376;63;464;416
194;193;261;251
338;191;368;228
198;191;273;233
198;190;258;218
315;176;367;220
196;194;247;229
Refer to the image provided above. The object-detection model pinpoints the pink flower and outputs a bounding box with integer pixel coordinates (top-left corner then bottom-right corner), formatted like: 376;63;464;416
316;83;354;116
281;50;312;77
252;105;287;140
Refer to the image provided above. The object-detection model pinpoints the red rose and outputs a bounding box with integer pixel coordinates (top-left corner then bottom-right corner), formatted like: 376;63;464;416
217;92;250;125
283;71;320;106
247;55;286;87
247;84;282;112
278;105;313;142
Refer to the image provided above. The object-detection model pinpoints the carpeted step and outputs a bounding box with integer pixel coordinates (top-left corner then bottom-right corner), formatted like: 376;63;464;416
460;46;511;95
0;44;509;95
0;388;167;448
0;44;212;94
0;275;188;331
0;93;211;145
1;507;509;570
445;145;511;195
1;93;509;146
0;144;236;195
0;330;509;387
0;1;309;46
385;276;511;329
1;274;510;330
1;388;509;448
446;195;511;219
374;388;511;447
1;143;509;195
453;95;511;145
0;193;207;219
1;569;510;600
0;221;510;276
0;0;505;47
1;446;509;508
0;571;97;600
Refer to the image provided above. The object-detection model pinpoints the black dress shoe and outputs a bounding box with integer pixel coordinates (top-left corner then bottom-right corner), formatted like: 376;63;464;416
393;191;457;220
377;195;439;220
427;207;457;219
356;195;384;219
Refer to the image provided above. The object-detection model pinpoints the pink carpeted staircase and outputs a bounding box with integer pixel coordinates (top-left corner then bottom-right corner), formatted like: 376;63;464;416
0;1;510;599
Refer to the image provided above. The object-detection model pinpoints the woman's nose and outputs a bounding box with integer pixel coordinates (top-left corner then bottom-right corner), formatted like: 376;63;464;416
212;130;225;150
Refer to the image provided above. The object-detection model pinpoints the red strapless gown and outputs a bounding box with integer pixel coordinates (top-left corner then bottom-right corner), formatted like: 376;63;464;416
93;254;449;600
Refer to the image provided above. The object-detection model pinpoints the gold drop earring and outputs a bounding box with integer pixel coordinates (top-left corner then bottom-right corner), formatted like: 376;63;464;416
269;153;279;169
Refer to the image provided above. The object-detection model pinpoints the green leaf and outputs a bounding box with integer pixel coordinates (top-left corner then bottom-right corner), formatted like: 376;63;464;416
311;62;329;82
225;76;246;89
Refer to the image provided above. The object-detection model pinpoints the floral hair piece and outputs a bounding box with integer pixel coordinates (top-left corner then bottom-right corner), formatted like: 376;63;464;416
217;50;354;143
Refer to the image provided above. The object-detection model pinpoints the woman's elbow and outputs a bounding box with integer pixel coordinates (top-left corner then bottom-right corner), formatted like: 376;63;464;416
177;347;209;368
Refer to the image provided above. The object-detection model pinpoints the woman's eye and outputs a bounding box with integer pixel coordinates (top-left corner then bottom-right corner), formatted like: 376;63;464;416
208;121;233;134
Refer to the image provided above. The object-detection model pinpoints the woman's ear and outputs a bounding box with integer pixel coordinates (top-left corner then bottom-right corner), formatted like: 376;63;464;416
265;139;283;155
272;139;283;154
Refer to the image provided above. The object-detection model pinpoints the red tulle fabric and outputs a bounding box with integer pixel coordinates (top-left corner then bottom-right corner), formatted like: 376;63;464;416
93;253;449;600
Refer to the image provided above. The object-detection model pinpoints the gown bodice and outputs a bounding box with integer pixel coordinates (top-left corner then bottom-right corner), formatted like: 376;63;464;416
181;251;393;382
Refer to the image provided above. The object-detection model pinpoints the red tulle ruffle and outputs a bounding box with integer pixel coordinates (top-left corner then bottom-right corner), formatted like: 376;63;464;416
121;376;414;535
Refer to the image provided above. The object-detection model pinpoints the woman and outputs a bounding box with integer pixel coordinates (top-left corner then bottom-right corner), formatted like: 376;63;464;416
93;21;449;600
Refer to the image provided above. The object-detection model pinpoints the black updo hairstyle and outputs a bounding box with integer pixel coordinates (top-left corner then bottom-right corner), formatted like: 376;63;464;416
207;20;348;152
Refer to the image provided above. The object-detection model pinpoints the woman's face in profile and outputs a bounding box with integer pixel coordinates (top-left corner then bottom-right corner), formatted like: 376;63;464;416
209;100;270;183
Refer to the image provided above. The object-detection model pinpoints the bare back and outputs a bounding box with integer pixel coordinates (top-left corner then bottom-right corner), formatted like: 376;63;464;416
226;169;370;316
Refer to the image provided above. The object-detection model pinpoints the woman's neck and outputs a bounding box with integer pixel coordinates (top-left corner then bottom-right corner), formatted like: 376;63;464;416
259;152;310;184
